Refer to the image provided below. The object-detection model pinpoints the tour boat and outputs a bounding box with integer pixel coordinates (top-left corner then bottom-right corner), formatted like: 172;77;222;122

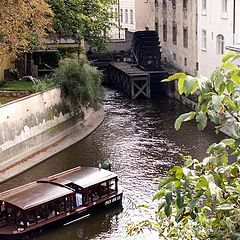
0;166;123;239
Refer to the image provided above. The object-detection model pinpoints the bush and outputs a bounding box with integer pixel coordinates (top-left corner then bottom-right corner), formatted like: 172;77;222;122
54;58;104;109
34;58;104;113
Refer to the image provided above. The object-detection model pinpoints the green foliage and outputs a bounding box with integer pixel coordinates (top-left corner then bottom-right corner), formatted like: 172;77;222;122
35;58;104;112
47;0;117;50
54;58;104;109
0;81;34;91
127;52;240;239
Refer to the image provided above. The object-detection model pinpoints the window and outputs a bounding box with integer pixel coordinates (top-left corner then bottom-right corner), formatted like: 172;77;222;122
120;9;123;23
216;34;224;54
172;0;176;8
183;0;187;10
184;57;187;66
222;0;227;13
163;0;166;8
183;27;188;48
202;0;207;10
221;0;228;18
130;9;134;24
125;9;128;24
202;0;207;16
201;29;207;50
173;53;176;61
172;22;177;45
163;21;167;42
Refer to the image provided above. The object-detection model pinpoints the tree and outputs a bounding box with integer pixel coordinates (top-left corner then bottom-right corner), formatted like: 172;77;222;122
46;0;117;50
127;52;240;239
0;0;53;55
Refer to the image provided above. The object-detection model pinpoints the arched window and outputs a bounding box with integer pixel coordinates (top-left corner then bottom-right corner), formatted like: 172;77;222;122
216;34;224;54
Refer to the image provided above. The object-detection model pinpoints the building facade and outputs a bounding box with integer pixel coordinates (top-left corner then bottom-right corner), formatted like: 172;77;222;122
135;0;156;31
110;0;136;39
198;0;240;77
156;0;198;75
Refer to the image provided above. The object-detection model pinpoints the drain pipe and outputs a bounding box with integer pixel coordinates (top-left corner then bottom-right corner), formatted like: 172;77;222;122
233;0;236;45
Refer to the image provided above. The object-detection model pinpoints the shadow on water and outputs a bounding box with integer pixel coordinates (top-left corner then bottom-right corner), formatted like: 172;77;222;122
0;88;225;239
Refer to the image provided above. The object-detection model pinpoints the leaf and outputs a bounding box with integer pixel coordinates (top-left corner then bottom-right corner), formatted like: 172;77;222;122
195;177;208;190
178;77;185;94
164;204;172;217
176;195;184;209
183;77;198;96
221;62;238;71
196;111;208;130
174;111;196;130
216;204;235;210
212;95;224;112
165;191;173;205
153;189;165;200
226;82;235;94
223;96;237;110
222;51;238;62
231;73;240;85
162;72;186;82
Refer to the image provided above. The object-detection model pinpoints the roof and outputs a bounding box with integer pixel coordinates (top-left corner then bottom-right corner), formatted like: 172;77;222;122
0;167;117;210
48;167;117;188
1;183;73;210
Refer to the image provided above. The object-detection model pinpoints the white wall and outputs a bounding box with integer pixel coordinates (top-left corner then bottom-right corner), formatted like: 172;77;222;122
135;0;155;31
0;88;73;163
110;0;136;39
197;0;240;77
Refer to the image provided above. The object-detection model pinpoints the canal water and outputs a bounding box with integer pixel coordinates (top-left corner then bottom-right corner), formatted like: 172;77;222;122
0;88;224;240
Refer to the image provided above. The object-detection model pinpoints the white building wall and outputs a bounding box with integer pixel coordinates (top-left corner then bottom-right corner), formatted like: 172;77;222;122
157;0;198;75
135;0;155;31
110;0;136;39
198;0;240;77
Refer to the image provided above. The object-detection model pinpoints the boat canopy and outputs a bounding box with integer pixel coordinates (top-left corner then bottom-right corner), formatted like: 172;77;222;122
48;167;117;189
0;183;73;210
0;167;117;210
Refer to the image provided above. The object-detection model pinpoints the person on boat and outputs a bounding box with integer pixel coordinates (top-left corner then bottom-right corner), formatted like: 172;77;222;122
101;160;112;171
76;192;83;207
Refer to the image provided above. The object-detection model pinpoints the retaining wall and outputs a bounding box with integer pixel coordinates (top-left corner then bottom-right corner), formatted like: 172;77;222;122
0;87;104;181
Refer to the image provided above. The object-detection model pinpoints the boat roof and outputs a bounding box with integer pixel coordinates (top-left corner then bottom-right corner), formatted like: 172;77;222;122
0;167;117;210
47;167;117;188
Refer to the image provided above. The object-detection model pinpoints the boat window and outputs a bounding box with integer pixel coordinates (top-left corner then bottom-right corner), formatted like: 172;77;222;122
100;182;108;196
109;178;117;192
37;205;46;222
91;186;101;201
27;209;36;225
65;196;71;211
0;201;6;221
16;210;24;227
47;202;56;218
7;207;15;223
56;198;65;215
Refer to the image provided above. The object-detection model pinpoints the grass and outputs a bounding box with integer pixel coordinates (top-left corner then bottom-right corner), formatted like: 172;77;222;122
0;81;34;91
0;97;18;104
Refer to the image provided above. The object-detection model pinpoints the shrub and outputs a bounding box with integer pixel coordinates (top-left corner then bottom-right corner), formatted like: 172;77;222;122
34;58;104;114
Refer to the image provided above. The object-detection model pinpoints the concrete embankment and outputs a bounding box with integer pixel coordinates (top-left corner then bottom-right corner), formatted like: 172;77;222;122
0;87;104;182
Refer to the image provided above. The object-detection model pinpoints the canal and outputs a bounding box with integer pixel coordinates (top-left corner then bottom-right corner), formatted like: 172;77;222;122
0;88;224;239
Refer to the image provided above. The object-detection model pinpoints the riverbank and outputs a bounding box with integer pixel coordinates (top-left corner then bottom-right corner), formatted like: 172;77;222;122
0;88;104;182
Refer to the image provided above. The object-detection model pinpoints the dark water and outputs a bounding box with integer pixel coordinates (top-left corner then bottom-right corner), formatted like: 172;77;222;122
0;89;224;239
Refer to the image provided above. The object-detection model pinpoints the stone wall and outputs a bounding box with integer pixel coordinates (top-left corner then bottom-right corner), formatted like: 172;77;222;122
0;87;75;166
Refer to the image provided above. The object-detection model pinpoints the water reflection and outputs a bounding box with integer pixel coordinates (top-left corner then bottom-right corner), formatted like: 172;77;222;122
0;88;224;239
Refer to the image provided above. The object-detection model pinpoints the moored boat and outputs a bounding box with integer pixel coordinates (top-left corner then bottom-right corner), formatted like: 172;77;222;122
0;166;123;239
